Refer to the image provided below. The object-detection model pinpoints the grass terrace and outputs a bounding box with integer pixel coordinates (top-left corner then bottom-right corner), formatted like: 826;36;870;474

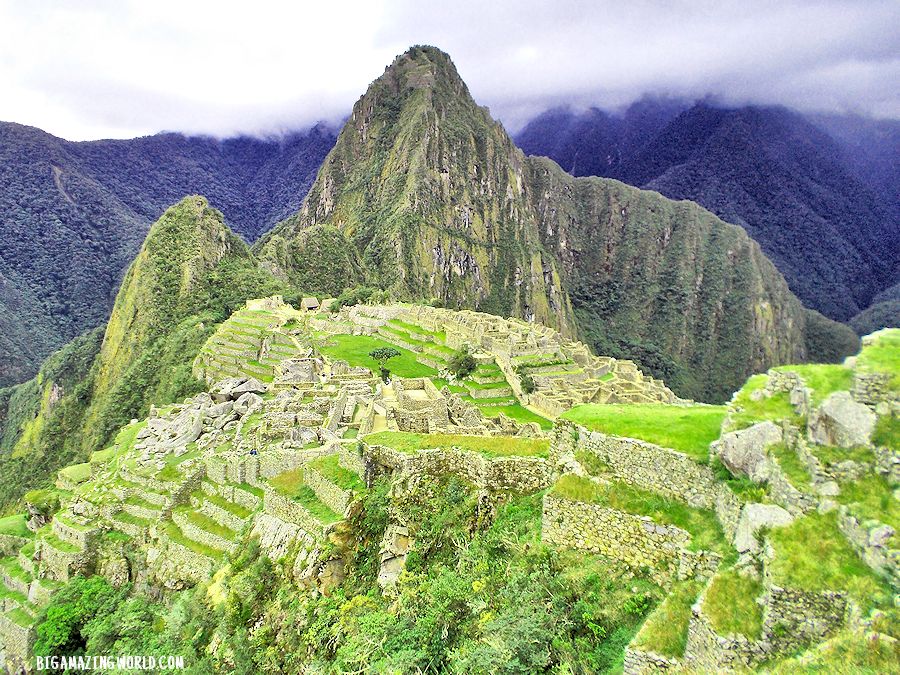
479;404;552;430
873;415;898;449
561;404;726;462
838;475;898;548
162;522;223;560
317;334;436;378
855;328;900;389
632;580;703;657
702;568;764;639
199;493;254;520
0;514;30;539
768;443;812;491
551;475;728;554
269;469;341;524
725;374;803;432
768;512;892;612
308;454;365;491
773;364;854;404
58;462;92;484
364;431;550;458
174;506;236;540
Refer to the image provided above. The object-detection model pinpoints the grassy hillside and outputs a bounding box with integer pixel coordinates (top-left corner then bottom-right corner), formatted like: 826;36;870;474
0;197;288;509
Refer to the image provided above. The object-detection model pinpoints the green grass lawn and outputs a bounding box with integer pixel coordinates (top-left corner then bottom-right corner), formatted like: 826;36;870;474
201;492;254;520
855;328;900;389
773;364;854;404
632;580;703;657
0;514;29;538
838;475;898;548
551;475;727;553
768;443;812;491
308;454;365;491
702;568;763;638
725;374;801;432
768;512;892;612
364;431;550;458
561;404;726;462
317;334;436;378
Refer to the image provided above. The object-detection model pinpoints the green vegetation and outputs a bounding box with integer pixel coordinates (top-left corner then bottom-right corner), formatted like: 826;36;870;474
174;507;236;540
702;569;763;638
317;334;435;378
368;346;402;382
872;414;899;448
768;512;891;611
855;329;900;388
479;403;552;429
561;403;726;461
162;522;222;560
768;443;812;490
447;346;477;378
365;431;550;458
725;374;801;431
294;486;341;524
59;463;92;484
632;580;702;657
202;493;253;520
773;363;854;403
0;514;29;538
308;455;364;491
838;475;898;547
551;475;727;553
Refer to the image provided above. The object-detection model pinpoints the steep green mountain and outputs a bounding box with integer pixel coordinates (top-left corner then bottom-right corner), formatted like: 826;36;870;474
516;103;899;322
0;197;285;508
258;46;857;402
0;122;334;388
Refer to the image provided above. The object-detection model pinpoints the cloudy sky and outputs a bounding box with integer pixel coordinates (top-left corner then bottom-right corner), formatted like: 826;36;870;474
0;0;897;140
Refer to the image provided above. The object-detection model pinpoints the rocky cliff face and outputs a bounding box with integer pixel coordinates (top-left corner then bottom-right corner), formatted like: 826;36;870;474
257;46;857;401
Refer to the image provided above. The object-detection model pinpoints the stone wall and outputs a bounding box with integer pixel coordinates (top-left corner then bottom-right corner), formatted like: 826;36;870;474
762;585;848;653
622;648;682;674
563;426;721;509
541;495;719;587
261;487;326;537
364;444;554;494
853;373;893;407
39;539;93;582
0;535;27;557
684;600;766;671
836;506;899;586
0;612;34;672
338;444;366;478
152;539;215;586
303;466;351;514
171;511;236;554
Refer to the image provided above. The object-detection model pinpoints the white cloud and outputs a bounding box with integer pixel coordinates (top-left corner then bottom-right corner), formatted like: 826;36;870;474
0;0;896;140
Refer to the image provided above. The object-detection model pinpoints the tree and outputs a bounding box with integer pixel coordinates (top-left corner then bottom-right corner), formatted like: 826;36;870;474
447;347;476;379
369;347;401;382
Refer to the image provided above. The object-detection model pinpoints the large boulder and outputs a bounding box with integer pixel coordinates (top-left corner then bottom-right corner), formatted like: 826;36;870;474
713;421;782;483
734;503;794;553
808;391;876;448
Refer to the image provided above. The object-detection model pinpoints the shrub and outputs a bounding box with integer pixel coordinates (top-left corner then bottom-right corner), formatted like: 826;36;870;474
447;346;476;379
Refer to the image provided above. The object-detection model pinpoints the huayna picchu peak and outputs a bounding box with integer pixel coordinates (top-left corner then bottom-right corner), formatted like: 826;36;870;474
0;35;896;675
257;45;858;403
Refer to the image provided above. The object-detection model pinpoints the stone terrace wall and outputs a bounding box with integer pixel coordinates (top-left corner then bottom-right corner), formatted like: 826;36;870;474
566;426;720;509
762;585;848;653
622;648;681;674
364;444;554;494
541;494;718;587
261;488;326;537
0;612;34;671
